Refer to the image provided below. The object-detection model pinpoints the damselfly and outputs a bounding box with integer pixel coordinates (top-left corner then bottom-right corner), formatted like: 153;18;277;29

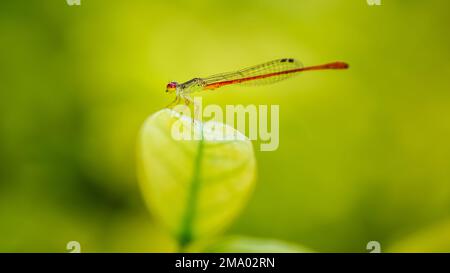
165;58;348;107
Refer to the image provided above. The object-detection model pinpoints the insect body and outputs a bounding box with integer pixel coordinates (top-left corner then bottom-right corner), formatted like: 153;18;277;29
165;58;348;107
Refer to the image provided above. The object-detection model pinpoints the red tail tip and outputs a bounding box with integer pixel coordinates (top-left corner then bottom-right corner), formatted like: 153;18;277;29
329;62;349;69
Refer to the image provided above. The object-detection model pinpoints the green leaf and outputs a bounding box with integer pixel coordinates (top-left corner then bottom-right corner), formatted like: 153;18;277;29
388;219;450;252
138;109;256;249
200;236;313;253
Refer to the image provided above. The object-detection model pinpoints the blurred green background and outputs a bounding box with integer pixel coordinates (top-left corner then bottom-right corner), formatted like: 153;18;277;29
1;0;450;252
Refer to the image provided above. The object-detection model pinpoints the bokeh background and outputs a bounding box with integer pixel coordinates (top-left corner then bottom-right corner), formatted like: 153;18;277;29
1;0;450;252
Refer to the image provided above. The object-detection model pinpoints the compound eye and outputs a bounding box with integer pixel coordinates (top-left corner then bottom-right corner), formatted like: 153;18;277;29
166;82;178;93
167;82;177;89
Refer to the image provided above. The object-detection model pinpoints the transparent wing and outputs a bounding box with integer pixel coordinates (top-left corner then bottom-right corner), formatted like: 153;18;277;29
202;58;303;87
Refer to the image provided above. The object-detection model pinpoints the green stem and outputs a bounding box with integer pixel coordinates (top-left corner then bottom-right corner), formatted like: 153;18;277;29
178;123;204;251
